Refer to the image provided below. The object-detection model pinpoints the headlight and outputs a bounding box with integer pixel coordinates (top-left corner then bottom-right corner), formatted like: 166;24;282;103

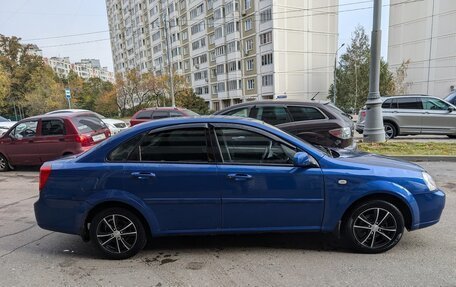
422;172;438;191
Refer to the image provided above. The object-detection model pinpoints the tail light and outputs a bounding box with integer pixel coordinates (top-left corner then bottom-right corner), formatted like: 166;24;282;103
75;135;91;147
329;127;352;139
106;130;111;137
39;165;52;191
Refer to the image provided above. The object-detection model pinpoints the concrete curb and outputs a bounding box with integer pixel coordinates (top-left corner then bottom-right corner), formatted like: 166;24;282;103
391;155;456;162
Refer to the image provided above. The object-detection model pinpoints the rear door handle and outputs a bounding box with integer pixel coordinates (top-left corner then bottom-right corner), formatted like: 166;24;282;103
131;172;156;180
227;173;253;181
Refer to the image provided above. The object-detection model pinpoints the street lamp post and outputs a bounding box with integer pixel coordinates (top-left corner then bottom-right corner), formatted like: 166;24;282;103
363;0;386;143
333;43;345;105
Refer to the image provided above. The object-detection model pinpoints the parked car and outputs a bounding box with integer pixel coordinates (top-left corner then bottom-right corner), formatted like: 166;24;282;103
130;107;199;127
214;101;355;149
0;116;16;136
34;116;445;259
444;91;456;105
46;109;129;135
356;95;456;139
0;112;111;171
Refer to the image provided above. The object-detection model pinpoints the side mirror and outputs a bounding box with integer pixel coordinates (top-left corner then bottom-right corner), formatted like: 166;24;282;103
448;106;455;112
293;152;313;168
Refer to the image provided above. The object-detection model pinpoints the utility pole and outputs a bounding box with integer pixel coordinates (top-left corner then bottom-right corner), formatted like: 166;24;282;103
355;64;358;112
363;0;385;143
333;43;345;105
163;0;175;107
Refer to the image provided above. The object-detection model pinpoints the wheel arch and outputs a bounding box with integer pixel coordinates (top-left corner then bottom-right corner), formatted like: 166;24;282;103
82;200;153;242
383;119;400;136
340;193;413;231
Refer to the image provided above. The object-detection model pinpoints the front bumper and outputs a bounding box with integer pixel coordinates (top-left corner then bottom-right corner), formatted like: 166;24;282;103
410;190;446;230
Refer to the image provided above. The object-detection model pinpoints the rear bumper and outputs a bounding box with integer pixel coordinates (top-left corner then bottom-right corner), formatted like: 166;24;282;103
410;190;445;230
34;197;86;235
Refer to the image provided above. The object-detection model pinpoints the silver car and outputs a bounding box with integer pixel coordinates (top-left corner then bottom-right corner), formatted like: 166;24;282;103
356;95;456;139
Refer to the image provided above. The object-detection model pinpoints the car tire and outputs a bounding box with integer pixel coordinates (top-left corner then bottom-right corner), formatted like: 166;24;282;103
343;200;405;254
90;207;147;260
0;154;10;172
384;122;397;139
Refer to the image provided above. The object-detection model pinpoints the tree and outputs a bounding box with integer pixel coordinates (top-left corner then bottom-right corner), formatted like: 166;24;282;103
0;34;45;118
393;60;411;95
78;77;113;110
95;89;119;117
23;66;66;115
175;89;209;115
328;26;396;112
0;66;10;108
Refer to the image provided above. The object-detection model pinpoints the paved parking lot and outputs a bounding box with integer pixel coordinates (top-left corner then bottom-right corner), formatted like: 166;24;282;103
0;162;455;286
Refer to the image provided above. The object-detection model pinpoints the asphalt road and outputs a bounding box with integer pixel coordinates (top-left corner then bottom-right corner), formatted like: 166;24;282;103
0;162;455;286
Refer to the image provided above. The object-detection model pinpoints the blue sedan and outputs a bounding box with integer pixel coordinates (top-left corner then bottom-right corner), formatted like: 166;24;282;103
34;117;445;259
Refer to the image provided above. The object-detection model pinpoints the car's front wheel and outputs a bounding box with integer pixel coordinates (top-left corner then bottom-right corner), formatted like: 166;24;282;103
343;200;405;253
90;208;147;260
0;154;10;172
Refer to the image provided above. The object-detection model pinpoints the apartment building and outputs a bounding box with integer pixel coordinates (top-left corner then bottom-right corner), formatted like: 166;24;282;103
388;0;456;97
106;0;338;110
44;57;115;82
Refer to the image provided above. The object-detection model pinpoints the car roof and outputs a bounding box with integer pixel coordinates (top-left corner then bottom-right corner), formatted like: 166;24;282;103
22;111;100;121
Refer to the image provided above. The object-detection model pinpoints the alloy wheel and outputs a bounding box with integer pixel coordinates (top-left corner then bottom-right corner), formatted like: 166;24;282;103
96;214;138;254
384;125;395;139
352;207;397;249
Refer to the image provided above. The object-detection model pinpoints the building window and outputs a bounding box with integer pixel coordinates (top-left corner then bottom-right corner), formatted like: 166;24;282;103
246;59;254;71
247;79;255;90
260;8;272;23
261;53;273;66
245;38;254;51
259;31;272;45
244;18;252;31
244;0;251;10
262;74;273;86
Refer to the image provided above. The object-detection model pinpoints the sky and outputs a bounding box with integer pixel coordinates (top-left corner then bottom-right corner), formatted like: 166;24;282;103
0;0;390;72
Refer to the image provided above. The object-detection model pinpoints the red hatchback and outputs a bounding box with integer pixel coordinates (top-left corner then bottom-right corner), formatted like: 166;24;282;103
130;107;199;127
0;112;110;171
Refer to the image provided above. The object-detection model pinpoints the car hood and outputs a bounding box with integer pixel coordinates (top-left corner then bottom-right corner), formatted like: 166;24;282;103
0;122;16;128
333;149;424;172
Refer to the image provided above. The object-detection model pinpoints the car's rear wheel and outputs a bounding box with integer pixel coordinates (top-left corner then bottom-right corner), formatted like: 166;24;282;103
343;200;404;253
384;122;397;139
90;208;147;260
0;154;10;172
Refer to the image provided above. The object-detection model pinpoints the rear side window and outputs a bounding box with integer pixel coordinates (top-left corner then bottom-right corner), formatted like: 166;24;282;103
288;106;326;121
139;128;209;163
152;111;170;119
394;98;422;109
72;115;106;134
108;134;143;161
169;111;184;118
135;110;153;119
382;99;392;109
41;120;65;136
251;106;290;125
225;107;250;118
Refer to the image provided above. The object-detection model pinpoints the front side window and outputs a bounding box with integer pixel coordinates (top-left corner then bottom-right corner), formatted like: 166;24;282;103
215;128;296;165
288;106;326;121
251;106;290;125
421;98;449;110
11;121;38;139
140;128;209;163
41;120;65;136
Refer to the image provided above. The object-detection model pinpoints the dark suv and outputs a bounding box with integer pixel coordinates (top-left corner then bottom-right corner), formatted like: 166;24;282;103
130;107;199;127
214;101;355;148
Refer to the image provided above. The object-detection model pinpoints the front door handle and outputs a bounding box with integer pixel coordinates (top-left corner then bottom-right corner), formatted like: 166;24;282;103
131;172;156;180
227;173;253;181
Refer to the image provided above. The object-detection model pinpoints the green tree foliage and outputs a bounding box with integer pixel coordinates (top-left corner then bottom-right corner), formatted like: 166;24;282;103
328;26;396;112
95;89;119;117
175;89;209;115
0;66;10;107
0;34;45;118
23;66;67;115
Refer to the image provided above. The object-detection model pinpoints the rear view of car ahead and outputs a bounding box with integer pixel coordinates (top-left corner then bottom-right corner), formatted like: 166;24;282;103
130;107;200;127
0;112;110;171
356;95;456;139
214;101;355;149
34;117;445;259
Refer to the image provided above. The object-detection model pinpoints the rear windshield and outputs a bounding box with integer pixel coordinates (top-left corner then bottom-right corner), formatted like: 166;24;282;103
184;109;200;116
72;115;106;134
